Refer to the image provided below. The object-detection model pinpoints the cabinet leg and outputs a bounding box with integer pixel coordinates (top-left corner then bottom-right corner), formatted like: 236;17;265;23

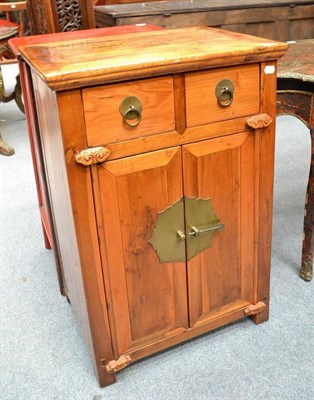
251;307;269;325
98;369;116;388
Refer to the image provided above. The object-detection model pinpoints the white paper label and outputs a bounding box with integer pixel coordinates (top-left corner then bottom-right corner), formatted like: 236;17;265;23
264;65;276;74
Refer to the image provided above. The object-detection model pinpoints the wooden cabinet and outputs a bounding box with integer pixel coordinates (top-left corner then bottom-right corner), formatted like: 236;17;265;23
16;27;287;387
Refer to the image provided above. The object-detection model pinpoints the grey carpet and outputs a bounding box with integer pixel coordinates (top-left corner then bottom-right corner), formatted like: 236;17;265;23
1;64;313;400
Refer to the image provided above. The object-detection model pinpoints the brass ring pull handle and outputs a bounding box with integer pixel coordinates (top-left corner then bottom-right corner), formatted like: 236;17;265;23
215;79;235;107
119;96;143;128
189;224;224;237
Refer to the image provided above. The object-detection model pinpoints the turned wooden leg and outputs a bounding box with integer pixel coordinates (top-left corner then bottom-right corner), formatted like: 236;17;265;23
0;133;15;156
300;127;314;282
14;74;25;114
1;74;25;114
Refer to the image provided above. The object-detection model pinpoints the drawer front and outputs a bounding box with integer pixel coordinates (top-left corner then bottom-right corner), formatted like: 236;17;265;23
185;64;260;127
83;76;175;146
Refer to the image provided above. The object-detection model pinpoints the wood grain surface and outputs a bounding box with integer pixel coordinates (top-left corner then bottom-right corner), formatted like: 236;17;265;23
17;27;287;90
93;147;189;355
185;64;260;127
183;132;255;326
83;76;175;145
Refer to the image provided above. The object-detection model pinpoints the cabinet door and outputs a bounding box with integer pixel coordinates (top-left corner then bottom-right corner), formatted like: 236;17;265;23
93;147;188;355
183;132;255;327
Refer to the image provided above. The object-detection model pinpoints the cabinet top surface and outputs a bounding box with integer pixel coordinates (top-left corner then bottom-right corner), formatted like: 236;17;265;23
278;39;314;82
96;0;314;17
18;26;287;91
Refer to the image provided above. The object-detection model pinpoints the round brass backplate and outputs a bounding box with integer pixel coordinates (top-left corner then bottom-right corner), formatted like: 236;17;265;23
119;96;143;127
215;79;235;107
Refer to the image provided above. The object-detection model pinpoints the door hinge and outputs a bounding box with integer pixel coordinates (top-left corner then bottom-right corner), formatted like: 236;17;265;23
102;355;131;373
246;113;273;130
244;301;267;316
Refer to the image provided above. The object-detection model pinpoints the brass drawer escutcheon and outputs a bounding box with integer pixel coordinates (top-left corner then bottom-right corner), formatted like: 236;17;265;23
215;79;235;107
119;96;143;128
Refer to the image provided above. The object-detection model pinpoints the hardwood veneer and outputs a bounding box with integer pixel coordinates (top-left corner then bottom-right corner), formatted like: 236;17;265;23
14;26;287;387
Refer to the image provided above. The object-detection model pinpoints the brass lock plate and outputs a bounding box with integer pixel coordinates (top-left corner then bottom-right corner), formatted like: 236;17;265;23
185;197;223;260
148;196;224;263
148;198;186;263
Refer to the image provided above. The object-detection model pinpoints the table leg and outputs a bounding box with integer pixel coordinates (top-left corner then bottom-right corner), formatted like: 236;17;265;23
0;132;15;156
300;126;313;281
277;90;313;281
0;66;24;157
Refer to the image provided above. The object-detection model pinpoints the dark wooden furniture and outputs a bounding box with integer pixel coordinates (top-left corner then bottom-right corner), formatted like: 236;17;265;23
95;0;314;41
26;0;96;34
13;27;287;386
9;25;161;295
277;39;314;282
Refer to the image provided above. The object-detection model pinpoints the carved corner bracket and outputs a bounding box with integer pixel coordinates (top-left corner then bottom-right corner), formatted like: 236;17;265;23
246;113;273;130
103;355;131;373
244;301;267;316
75;146;110;166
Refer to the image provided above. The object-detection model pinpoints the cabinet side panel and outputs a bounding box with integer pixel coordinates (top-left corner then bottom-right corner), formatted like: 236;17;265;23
31;72;93;349
252;61;278;324
56;89;116;387
31;72;115;387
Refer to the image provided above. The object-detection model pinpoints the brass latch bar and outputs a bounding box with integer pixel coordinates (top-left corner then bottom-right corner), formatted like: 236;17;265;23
189;224;224;237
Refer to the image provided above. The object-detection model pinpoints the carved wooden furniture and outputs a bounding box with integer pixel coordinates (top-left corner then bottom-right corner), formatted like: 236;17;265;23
14;27;287;386
26;0;96;34
277;39;314;282
95;0;314;41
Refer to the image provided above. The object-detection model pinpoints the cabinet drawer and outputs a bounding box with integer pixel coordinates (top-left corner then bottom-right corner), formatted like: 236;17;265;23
185;64;260;127
83;76;175;146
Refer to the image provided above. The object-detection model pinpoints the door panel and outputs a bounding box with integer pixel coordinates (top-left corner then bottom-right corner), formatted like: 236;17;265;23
183;132;255;326
94;147;188;355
